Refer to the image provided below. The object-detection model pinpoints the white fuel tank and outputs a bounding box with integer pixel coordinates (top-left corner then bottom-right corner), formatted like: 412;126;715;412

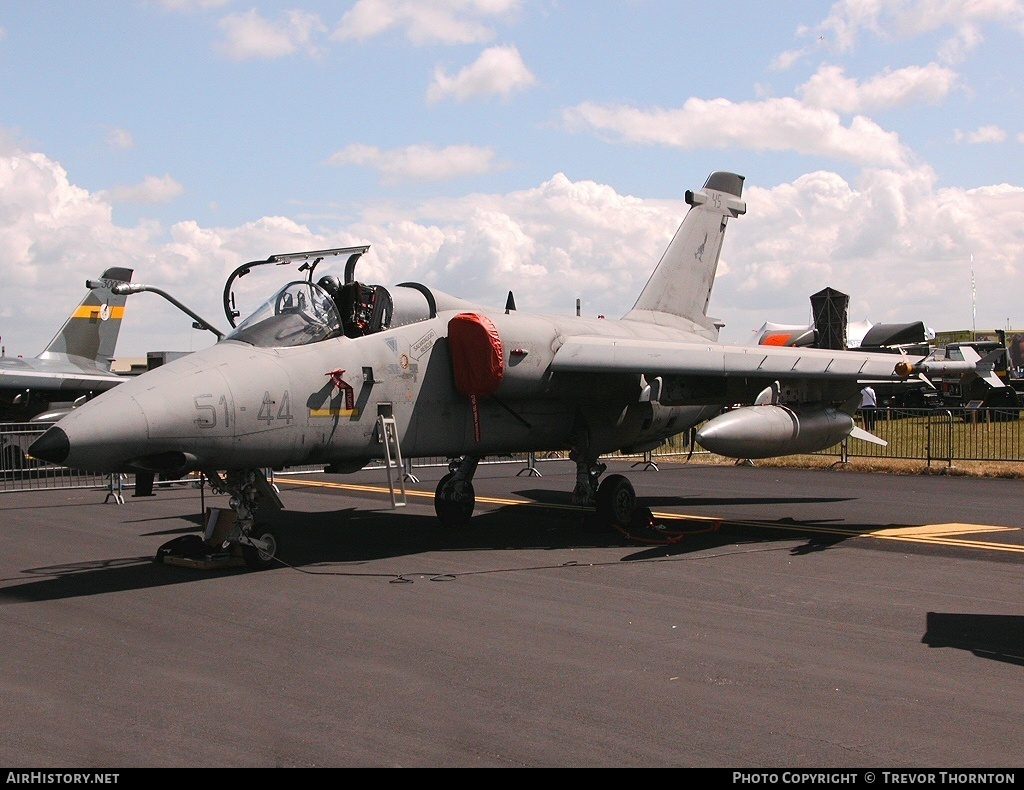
695;404;854;459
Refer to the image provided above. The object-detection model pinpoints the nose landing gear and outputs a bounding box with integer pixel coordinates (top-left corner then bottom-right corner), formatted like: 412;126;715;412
218;469;284;569
155;469;283;570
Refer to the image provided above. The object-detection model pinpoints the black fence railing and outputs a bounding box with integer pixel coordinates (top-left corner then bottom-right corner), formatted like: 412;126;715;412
846;406;1024;466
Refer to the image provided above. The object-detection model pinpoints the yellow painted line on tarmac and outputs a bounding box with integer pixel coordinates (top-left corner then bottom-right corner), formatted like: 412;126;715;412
861;529;1024;553
283;477;578;509
283;477;719;521
727;518;1024;554
871;523;1017;537
280;476;1024;554
284;478;444;499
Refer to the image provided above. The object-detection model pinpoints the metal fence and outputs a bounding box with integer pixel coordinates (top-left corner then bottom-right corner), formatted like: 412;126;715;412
1;422;110;494
4;407;1024;495
0;422;199;498
840;406;1024;468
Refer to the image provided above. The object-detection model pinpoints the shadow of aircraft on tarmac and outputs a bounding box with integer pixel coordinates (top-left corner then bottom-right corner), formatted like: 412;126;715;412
923;612;1024;667
1;495;866;603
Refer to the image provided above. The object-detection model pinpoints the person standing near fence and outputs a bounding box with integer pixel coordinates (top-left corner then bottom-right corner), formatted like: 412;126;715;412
860;385;878;430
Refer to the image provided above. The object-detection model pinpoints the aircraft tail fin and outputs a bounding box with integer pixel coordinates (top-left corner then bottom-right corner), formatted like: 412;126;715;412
38;268;133;369
623;171;745;337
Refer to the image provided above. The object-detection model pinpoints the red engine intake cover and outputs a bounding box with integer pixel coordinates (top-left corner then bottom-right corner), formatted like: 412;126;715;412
447;312;504;397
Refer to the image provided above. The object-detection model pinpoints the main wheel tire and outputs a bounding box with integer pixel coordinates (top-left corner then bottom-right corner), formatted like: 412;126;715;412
434;472;475;528
595;474;637;528
241;531;278;570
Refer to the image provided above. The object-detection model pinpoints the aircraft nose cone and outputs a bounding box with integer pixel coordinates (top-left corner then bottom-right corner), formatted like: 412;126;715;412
28;426;71;465
35;388;152;473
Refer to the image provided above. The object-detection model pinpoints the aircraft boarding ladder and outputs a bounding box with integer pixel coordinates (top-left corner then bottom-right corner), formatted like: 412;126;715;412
377;415;407;508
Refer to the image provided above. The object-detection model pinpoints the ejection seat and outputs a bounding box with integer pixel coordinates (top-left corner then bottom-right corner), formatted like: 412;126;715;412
338;281;392;338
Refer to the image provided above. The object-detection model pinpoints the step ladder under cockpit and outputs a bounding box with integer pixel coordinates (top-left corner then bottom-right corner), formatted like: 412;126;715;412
377;415;407;508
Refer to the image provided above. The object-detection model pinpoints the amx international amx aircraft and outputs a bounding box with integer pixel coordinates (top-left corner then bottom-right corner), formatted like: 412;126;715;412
31;172;942;568
1;268;132;422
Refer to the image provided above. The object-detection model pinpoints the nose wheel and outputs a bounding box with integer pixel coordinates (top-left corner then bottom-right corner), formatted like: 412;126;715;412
240;530;279;570
206;469;284;570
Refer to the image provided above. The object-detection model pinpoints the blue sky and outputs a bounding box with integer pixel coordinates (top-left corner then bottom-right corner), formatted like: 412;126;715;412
1;0;1022;358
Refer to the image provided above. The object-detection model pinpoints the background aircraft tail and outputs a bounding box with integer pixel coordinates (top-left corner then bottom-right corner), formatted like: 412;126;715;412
37;267;133;369
623;171;745;337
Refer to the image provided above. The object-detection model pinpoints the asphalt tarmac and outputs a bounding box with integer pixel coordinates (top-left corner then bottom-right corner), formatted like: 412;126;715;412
1;458;1022;768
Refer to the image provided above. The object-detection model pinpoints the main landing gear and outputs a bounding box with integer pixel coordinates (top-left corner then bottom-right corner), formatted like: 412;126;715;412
432;450;640;533
434;455;479;528
594;473;638;528
571;448;639;530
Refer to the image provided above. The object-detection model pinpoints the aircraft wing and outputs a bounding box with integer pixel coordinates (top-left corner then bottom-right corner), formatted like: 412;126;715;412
0;364;125;391
550;335;920;381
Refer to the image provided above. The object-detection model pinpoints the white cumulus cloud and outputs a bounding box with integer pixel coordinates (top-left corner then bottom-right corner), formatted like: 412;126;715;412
954;125;1007;143
156;0;231;10
102;175;185;204
427;44;536;103
106;128;135;150
325;143;504;182
369;174;680;306
811;0;1024;61
562;96;910;168
717;165;1024;340
3;142;1024;359
216;9;326;60
333;0;523;45
798;63;959;112
771;47;808;71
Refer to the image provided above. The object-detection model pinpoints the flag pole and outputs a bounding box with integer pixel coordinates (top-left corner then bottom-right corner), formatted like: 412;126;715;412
971;255;976;341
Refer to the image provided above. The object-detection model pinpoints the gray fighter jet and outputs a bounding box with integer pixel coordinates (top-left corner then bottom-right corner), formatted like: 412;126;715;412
1;268;132;421
30;172;930;568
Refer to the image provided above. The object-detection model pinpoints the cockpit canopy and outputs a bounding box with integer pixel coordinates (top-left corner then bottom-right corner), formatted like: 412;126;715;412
225;281;342;348
220;244;452;349
225;279;403;348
